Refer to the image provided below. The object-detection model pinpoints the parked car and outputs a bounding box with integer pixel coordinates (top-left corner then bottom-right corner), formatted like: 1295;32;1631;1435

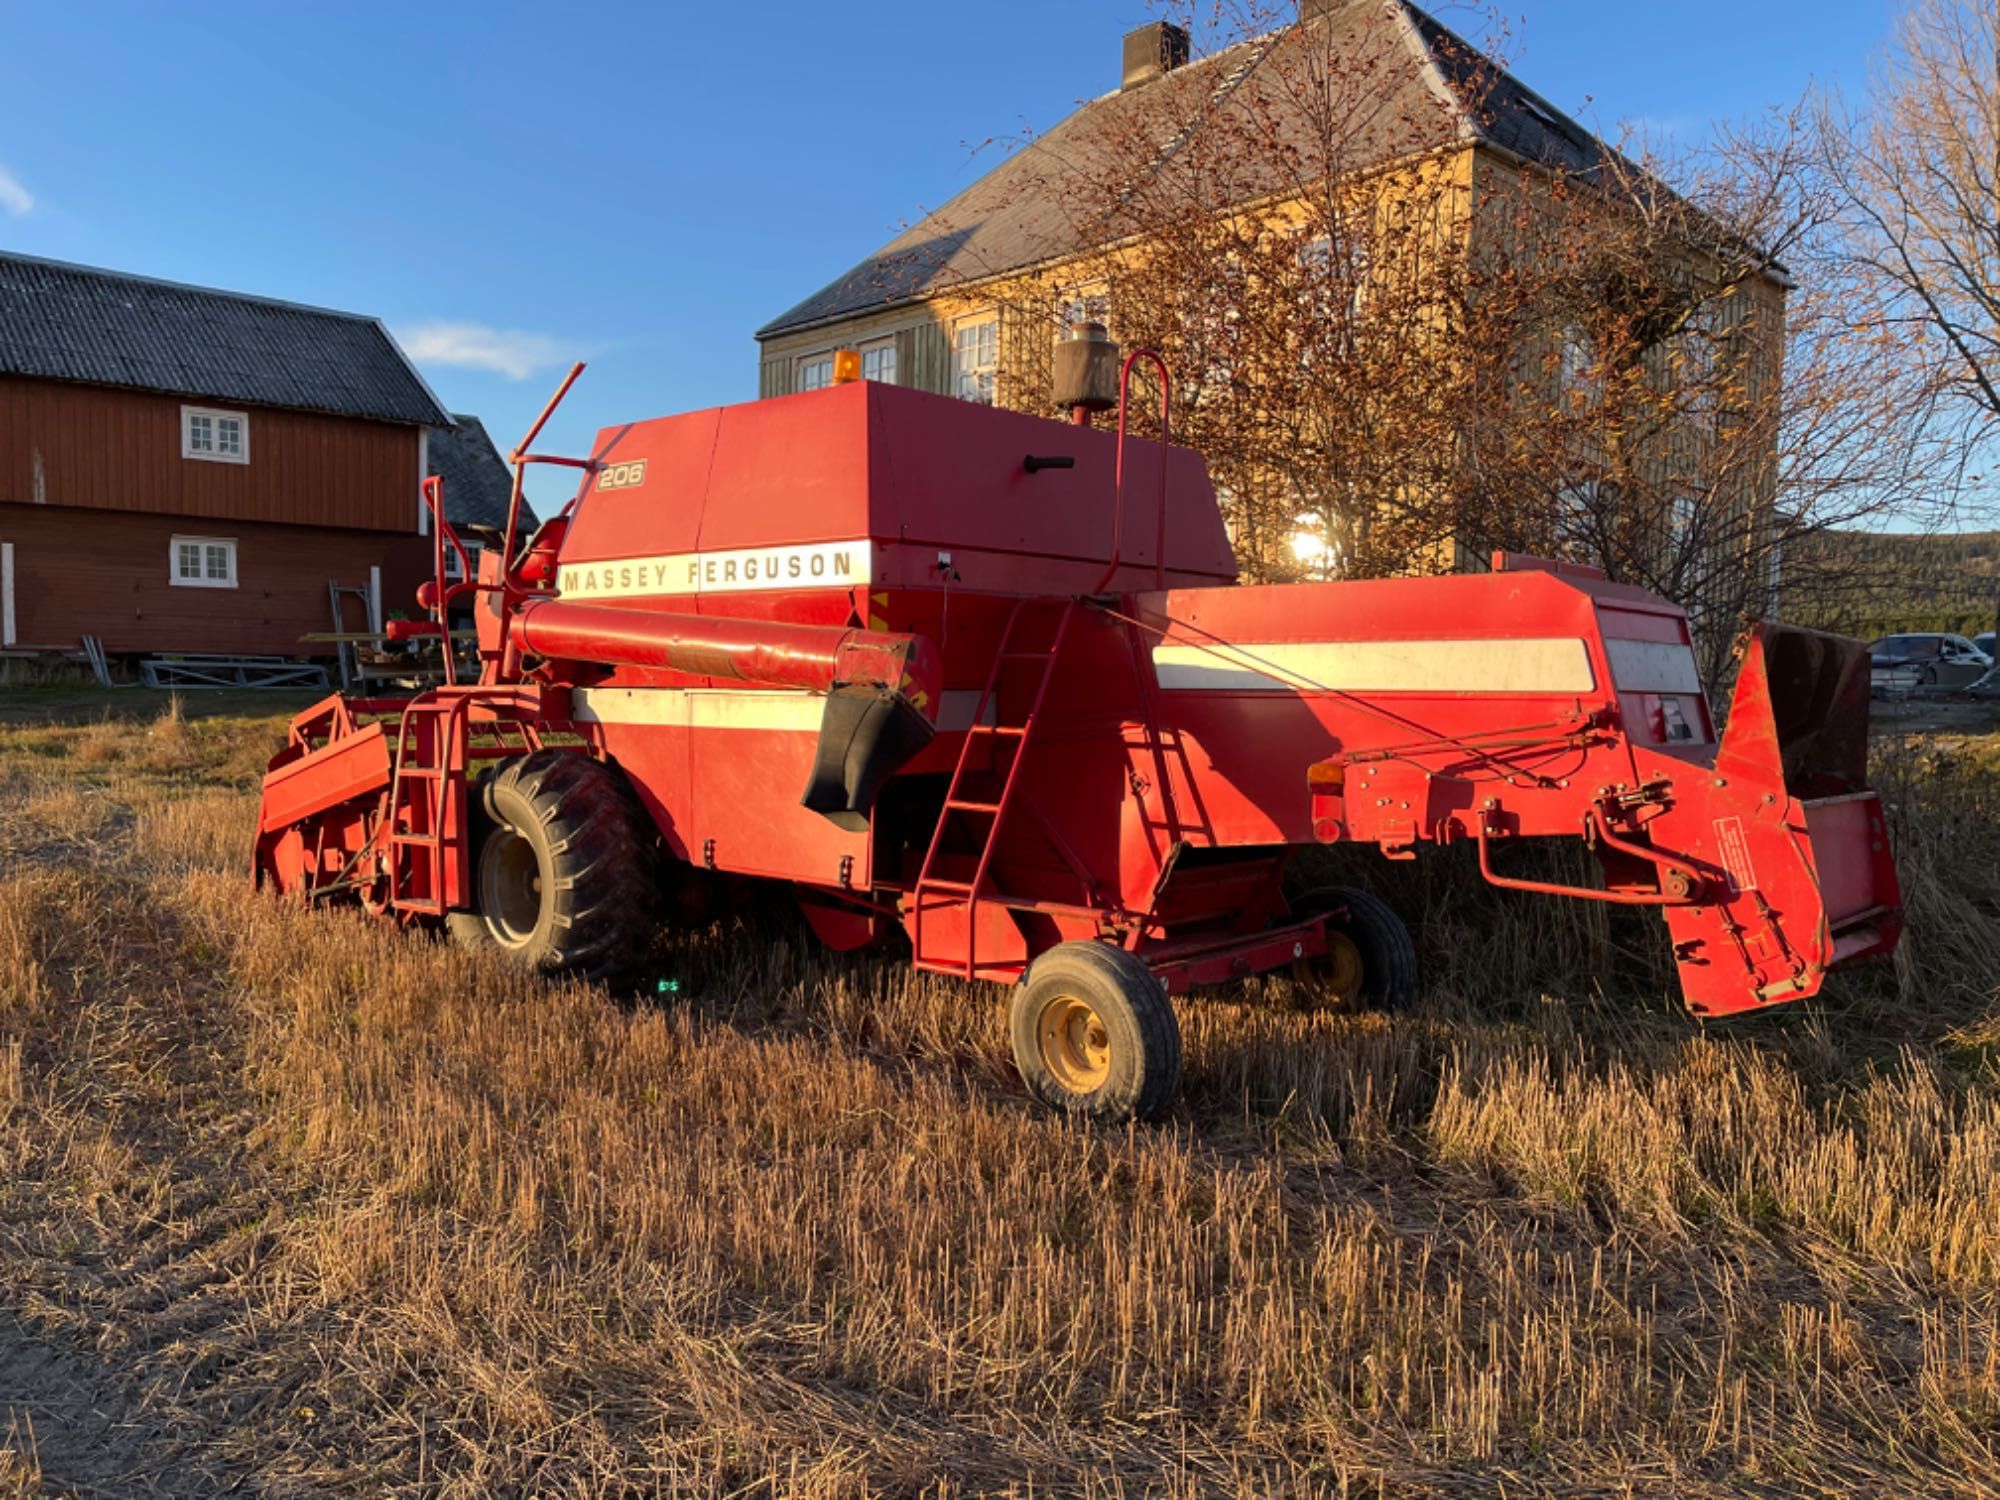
1869;633;1993;691
1975;631;1995;659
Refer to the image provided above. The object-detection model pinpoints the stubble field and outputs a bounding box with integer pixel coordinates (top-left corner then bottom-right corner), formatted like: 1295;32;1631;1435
0;689;1996;1497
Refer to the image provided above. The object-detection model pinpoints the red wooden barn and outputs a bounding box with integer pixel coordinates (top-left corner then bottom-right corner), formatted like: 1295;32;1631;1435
0;251;518;662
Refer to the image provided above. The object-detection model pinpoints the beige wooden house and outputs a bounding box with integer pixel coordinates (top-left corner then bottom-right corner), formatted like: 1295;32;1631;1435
754;0;1785;606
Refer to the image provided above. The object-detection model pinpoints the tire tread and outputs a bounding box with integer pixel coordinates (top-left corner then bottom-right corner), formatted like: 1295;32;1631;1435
470;750;655;986
1293;884;1418;1009
1012;941;1181;1123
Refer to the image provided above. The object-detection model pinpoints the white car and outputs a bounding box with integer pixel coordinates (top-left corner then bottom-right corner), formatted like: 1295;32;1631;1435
1869;633;1993;691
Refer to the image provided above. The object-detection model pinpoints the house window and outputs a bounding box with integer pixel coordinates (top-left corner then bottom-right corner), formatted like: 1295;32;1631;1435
861;341;897;385
1059;291;1111;335
182;405;249;464
954;318;998;404
1299;229;1369;320
443;540;484;582
797;355;833;392
1677;302;1723;427
1559;328;1599;404
1556;481;1600;564
1669;494;1697;545
170;535;237;588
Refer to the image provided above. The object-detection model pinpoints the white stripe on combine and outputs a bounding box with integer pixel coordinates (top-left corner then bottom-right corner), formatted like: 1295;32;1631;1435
1152;638;1595;695
569;687;989;732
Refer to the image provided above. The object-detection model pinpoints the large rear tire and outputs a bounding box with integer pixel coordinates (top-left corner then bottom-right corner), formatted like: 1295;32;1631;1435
1289;885;1418;1010
1010;942;1180;1123
447;751;655;986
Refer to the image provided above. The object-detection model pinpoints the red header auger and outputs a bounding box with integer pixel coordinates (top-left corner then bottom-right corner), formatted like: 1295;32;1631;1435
254;349;1901;1123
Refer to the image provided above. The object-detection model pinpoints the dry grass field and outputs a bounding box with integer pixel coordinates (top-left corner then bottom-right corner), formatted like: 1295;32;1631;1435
0;689;1996;1497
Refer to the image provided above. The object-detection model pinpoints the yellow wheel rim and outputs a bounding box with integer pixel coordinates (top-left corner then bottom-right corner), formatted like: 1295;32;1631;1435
1037;992;1112;1093
1297;929;1365;1005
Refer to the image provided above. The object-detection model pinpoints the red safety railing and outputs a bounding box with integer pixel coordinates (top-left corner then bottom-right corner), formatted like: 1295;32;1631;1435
1094;349;1175;594
398;362;598;688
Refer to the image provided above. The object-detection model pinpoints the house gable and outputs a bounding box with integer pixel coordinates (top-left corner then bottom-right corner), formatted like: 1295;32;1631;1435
755;1;1620;347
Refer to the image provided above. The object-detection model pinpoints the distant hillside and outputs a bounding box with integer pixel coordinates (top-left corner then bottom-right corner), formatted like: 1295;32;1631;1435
1782;529;2000;640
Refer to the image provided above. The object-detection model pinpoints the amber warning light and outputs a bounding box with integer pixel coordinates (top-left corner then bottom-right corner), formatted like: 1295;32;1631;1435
1307;759;1346;844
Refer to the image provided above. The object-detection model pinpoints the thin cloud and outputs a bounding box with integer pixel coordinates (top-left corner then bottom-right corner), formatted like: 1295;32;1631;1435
0;163;33;217
396;320;568;381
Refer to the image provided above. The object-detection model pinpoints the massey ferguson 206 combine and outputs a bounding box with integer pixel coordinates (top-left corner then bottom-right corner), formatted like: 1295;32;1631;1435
255;337;1902;1122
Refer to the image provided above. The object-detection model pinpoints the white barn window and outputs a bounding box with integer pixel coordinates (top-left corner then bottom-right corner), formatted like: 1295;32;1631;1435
170;535;238;588
182;405;249;463
443;540;484;582
796;355;833;392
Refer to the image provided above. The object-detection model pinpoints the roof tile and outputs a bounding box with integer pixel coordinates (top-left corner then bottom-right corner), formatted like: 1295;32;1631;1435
0;251;450;426
758;1;1617;340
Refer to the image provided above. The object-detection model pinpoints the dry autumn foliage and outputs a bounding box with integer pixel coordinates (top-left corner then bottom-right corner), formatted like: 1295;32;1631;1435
0;688;1994;1495
1824;0;2000;443
969;1;1959;678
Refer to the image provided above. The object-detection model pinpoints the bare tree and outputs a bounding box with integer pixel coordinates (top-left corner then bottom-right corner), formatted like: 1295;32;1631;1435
1825;0;2000;445
997;0;1516;581
1465;108;1953;674
964;1;1957;673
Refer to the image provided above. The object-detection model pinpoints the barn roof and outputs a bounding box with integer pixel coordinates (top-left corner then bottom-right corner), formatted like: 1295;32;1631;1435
0;250;451;426
427;413;537;532
757;0;1619;340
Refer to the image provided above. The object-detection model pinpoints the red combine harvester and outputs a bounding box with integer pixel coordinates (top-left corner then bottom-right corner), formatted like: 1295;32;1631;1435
254;344;1902;1122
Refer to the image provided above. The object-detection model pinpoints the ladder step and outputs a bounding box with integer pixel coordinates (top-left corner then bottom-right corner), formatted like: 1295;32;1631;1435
945;799;1001;813
969;724;1028;737
1002;650;1053;661
919;878;977;894
916;888;1045;913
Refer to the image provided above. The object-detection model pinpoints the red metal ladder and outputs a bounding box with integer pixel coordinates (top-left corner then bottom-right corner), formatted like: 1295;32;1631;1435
386;693;468;916
912;597;1078;979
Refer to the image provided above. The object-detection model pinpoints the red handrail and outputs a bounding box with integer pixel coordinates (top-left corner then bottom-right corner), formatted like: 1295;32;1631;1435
1093;349;1174;594
499;361;587;574
421;475;474;686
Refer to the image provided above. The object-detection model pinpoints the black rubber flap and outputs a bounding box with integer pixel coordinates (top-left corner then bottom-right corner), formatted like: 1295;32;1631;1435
801;685;936;832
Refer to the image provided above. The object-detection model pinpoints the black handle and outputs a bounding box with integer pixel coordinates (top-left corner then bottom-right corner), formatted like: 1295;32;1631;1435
1023;454;1077;473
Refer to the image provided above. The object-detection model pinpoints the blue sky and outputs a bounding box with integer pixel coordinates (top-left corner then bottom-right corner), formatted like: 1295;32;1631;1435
0;0;1901;508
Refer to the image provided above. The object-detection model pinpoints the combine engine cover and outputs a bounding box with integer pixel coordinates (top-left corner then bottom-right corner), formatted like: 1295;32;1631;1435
515;380;1235;898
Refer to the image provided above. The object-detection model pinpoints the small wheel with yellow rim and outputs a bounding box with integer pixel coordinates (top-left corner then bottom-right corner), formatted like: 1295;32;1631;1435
1288;886;1418;1010
1010;941;1180;1122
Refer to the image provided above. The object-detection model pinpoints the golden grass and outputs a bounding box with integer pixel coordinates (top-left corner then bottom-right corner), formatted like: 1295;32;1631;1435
0;691;1995;1494
0;1438;39;1500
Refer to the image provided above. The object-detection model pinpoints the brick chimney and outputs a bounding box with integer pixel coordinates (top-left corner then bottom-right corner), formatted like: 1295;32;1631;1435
1121;21;1190;90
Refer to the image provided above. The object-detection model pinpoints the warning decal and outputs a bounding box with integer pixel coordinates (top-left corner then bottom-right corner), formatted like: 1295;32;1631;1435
1714;816;1757;894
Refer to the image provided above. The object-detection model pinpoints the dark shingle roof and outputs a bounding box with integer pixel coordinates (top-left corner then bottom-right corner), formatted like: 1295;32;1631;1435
1405;9;1614;178
757;1;1625;340
427;414;536;532
0;250;450;426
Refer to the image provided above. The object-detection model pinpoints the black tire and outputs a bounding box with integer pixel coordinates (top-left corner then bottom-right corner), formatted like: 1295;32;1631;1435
1289;885;1418;1010
1010;941;1180;1123
446;750;654;986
